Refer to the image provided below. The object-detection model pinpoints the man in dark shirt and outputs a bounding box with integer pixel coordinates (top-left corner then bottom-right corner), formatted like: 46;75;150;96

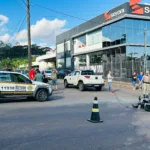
132;72;137;90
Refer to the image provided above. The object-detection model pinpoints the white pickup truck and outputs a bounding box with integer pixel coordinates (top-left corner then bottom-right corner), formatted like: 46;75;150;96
64;70;104;91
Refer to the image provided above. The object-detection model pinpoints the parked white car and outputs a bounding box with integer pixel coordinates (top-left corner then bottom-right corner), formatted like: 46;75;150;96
64;70;104;91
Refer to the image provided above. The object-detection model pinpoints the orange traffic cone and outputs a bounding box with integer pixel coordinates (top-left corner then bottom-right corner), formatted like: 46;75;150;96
88;97;103;123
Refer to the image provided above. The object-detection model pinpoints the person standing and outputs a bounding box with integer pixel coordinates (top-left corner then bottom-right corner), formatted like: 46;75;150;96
29;67;36;80
107;71;114;93
142;71;150;98
137;72;144;90
34;69;43;82
132;72;137;90
51;69;58;90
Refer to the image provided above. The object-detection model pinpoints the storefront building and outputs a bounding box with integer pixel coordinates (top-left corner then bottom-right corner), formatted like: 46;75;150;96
56;1;150;80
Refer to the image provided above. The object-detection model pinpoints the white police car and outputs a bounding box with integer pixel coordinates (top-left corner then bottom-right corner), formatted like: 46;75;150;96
0;71;52;102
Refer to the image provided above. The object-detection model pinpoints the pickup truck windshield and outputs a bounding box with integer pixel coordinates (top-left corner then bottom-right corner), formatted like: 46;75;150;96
81;70;94;75
45;70;52;73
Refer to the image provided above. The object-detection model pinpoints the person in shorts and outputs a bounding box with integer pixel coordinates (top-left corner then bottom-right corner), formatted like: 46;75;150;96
51;69;58;90
142;71;150;98
132;72;137;90
137;72;144;90
107;71;114;93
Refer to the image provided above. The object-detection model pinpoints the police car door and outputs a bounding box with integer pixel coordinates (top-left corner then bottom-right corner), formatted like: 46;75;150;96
0;72;15;96
11;73;35;96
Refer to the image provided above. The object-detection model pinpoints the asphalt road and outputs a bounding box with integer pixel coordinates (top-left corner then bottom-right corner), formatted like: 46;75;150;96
0;82;150;150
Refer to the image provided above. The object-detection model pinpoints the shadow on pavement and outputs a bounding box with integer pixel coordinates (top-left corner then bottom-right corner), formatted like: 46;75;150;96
48;95;65;101
0;94;65;103
63;86;111;92
0;97;36;104
113;89;120;92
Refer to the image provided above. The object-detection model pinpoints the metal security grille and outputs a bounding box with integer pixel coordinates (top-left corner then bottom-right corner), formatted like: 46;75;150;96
103;60;145;80
76;60;150;81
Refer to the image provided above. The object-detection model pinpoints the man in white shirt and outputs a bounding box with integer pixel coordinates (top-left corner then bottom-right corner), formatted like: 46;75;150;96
107;71;114;93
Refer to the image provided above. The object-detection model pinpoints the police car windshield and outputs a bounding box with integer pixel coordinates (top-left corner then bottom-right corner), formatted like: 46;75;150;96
13;74;31;83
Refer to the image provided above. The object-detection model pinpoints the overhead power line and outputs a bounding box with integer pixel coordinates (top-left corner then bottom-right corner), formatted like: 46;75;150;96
11;14;26;44
35;4;98;24
33;3;150;31
9;13;25;42
21;0;26;6
15;0;26;12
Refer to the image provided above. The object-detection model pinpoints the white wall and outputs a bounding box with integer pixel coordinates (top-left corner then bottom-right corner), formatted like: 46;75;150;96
57;43;64;53
74;29;102;54
39;61;48;71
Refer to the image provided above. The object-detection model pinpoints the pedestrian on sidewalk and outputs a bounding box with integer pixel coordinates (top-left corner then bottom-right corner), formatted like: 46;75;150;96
137;72;144;90
132;72;137;90
107;71;114;93
51;69;58;90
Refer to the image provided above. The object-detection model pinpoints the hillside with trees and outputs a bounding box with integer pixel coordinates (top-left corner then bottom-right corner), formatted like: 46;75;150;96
0;41;52;69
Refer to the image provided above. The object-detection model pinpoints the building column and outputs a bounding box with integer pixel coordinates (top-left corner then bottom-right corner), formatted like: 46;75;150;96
86;54;90;68
74;56;79;69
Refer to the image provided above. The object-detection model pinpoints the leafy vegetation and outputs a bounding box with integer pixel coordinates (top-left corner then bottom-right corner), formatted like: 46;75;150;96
0;57;36;69
0;41;52;69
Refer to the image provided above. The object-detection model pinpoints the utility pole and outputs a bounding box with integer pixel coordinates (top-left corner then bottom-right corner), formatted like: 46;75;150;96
144;29;147;73
27;0;32;70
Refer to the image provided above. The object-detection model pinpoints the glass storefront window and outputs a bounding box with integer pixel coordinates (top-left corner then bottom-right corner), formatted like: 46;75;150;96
74;35;86;49
57;43;64;53
89;52;102;65
102;19;150;48
78;55;86;66
66;57;71;68
126;46;144;60
88;29;102;46
57;59;65;68
65;41;70;51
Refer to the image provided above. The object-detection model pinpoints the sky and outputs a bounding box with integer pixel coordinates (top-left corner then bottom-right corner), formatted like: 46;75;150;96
0;0;149;48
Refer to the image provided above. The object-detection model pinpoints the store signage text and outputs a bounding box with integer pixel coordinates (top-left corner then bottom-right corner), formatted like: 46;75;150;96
145;7;150;13
104;9;125;21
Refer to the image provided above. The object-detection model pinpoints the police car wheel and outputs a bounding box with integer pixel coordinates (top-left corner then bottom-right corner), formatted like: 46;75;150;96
36;89;48;102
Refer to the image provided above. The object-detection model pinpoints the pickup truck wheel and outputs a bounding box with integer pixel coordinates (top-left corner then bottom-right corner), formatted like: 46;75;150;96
64;80;69;88
78;82;84;91
95;86;102;91
36;89;48;102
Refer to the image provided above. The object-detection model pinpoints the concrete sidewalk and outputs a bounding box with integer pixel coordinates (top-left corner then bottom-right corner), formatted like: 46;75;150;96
112;81;134;89
58;79;139;90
